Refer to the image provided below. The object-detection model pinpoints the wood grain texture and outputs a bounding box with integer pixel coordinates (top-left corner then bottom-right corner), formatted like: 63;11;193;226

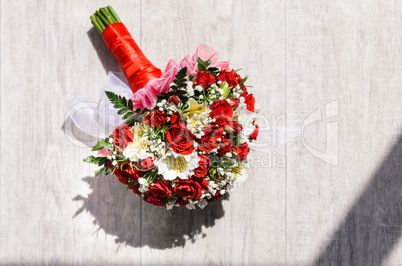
0;0;401;265
286;1;402;265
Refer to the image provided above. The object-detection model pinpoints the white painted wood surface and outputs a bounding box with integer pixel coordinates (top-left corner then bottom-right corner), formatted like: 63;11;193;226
1;0;401;265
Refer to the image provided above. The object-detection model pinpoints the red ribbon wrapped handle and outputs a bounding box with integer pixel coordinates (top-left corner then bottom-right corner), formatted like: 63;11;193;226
101;23;162;94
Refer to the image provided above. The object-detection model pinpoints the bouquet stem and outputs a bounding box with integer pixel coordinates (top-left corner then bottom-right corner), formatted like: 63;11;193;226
90;6;121;34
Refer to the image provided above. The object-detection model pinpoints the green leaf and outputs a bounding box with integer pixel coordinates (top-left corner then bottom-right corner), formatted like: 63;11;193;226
104;167;111;176
197;57;211;71
220;81;230;99
91;139;107;151
172;67;188;89
105;91;135;116
122;97;127;107
124;113;143;125
128;100;133;110
207;67;220;77
83;155;108;167
178;82;187;88
122;111;134;120
83;155;95;163
117;108;127;115
95;167;105;177
178;96;189;103
233;68;243;73
133;107;144;113
156;90;186;101
176;67;188;80
239;75;248;85
207;67;219;72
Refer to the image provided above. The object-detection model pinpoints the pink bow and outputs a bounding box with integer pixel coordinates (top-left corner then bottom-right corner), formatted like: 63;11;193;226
131;44;229;110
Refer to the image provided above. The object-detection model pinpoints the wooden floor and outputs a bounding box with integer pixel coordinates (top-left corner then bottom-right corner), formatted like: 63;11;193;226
1;1;402;265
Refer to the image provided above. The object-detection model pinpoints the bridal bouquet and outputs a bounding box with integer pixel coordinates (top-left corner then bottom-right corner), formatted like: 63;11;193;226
83;6;259;210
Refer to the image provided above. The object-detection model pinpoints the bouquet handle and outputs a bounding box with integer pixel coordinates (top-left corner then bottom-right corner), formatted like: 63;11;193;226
92;7;162;94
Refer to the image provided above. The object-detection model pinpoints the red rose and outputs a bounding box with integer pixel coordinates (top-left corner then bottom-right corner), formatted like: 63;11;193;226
230;98;239;108
193;154;211;178
166;123;194;155
226;121;243;133
234;143;250;161
210;100;233;126
194;71;215;89
170;112;181;125
174;179;203;200
217;70;238;87
112;124;134;152
244;93;255;112
250;124;259;141
143;110;168;127
168;96;180;106
108;162;141;185
176;197;189;206
197;125;224;152
140;157;155;171
148;179;172;198
218;138;233;157
132;183;141;196
190;176;209;190
143;191;165;206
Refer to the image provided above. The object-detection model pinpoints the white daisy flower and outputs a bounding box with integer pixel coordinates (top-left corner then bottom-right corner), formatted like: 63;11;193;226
153;149;200;180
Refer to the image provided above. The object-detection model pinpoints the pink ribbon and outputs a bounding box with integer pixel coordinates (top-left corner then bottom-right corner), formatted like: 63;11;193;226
131;44;229;110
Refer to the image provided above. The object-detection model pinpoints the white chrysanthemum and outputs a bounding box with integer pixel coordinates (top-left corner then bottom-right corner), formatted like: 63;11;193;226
154;149;200;180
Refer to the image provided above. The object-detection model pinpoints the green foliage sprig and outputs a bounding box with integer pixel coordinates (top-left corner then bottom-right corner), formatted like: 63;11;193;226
105;91;133;114
104;90;146;124
156;67;189;104
197;58;211;71
91;138;113;151
84;155;108;166
170;67;188;90
83;155;111;177
197;58;221;77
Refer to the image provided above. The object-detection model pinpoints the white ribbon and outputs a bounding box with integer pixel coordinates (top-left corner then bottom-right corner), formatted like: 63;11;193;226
65;72;301;150
66;72;132;139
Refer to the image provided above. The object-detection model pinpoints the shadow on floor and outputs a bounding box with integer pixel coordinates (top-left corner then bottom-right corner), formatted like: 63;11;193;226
87;27;121;74
73;175;227;249
314;134;402;265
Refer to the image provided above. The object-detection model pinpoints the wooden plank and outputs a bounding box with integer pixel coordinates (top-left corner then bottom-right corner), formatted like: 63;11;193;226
2;0;402;265
286;0;402;265
0;1;143;264
140;0;286;265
